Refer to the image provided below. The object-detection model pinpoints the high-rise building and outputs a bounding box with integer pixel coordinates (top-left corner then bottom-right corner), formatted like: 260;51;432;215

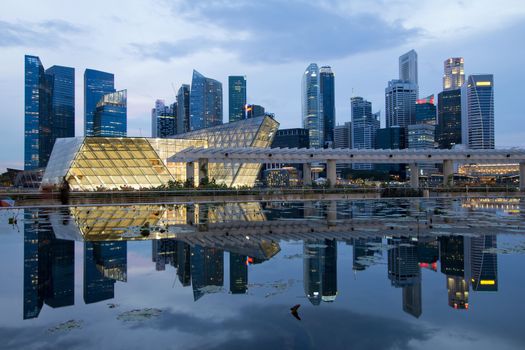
191;246;224;301
303;239;338;305
375;126;406;176
385;80;418;128
228;76;247;123
399;50;418;85
470;235;498;291
229;253;248;294
271;128;310;149
461;74;495;149
320;66;335;146
93;90;127;137
84;69;115;137
177;242;191;286
436;89;462;149
415;95;436;125
176;84;190;134
151;100;177;138
408;124;435;149
302;63;322;148
190;70;223;131
152;239;178;271
443;57;465;91
334;122;352;149
351;97;379;170
24;56;75;170
245;104;265;119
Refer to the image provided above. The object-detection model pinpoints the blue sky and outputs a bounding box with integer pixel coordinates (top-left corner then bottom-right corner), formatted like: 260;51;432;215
1;0;525;171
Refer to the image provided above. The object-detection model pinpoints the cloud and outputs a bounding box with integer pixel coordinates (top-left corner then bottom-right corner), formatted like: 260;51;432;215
0;19;82;48
131;0;420;63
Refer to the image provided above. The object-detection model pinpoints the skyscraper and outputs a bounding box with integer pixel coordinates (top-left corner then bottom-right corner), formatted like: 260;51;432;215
151;99;166;137
229;253;248;294
415;95;436;125
461;74;495;149
228;76;247;123
93;90;127;137
443;57;465;91
245;104;265;119
151;100;176;138
176;84;190;134
24;55;75;170
302;63;322;148
320;66;335;147
334;122;352;149
436;89;462;149
190;70;223;131
385;80;418;128
351;97;379;170
84;69;115;136
399;49;418;85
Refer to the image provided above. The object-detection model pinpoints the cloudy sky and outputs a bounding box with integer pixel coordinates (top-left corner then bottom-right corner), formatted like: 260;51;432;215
1;0;525;170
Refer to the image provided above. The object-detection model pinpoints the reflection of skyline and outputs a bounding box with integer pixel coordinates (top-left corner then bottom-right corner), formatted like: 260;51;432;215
303;239;338;305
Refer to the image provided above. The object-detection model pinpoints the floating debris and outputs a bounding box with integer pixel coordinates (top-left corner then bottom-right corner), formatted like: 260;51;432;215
48;320;83;333
117;308;162;322
107;303;119;309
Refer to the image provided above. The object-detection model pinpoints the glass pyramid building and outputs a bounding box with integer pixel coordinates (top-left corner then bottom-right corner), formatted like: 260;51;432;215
41;115;279;191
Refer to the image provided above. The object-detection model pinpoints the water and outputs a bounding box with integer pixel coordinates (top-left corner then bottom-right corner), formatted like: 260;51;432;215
1;198;525;349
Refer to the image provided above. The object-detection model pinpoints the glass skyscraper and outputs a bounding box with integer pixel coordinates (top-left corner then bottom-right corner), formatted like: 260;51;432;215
443;57;465;91
385;79;418;128
190;70;223;131
437;89;462;149
176;84;190;134
93;90;127;137
302;63;322;148
84;69;115;136
415;95;436;125
399;49;418;85
152;99;176;138
351;97;380;170
461;74;494;149
320;66;335;146
228;76;247;123
24;55;74;170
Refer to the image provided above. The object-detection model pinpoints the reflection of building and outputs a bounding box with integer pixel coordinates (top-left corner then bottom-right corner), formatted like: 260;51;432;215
230;253;248;294
23;210;75;319
352;238;381;271
470;235;498;291
84;241;127;304
177;242;191;286
440;236;470;310
152;239;178;271
447;275;469;310
41;115;279;190
303;239;338;305
191;246;224;301
403;283;422;318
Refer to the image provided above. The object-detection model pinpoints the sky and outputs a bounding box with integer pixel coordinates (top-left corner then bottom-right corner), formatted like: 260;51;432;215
1;0;525;171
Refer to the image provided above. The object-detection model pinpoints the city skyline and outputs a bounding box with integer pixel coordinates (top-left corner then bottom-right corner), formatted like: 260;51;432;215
2;0;525;169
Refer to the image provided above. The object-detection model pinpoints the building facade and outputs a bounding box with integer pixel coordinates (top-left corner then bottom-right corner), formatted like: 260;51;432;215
320;66;335;146
84;69;115;137
271;128;310;149
351;97;379;170
415;95;436;125
399;49;418;85
176;84;190;134
245;104;265;119
228;76;247;123
93;90;127;137
385;80;418;128
443;57;465;91
190;70;223;131
302;63;322;148
437;89;462;149
152;100;177;138
462;74;495;149
334;122;352;149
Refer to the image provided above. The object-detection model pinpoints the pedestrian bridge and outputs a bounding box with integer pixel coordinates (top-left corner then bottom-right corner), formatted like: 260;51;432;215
169;147;525;189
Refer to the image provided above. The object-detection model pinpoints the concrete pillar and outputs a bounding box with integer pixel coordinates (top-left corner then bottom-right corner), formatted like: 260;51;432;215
327;160;336;188
409;163;419;189
443;159;454;187
198;158;208;186
327;200;337;225
303;163;312;186
186;162;196;187
520;162;525;191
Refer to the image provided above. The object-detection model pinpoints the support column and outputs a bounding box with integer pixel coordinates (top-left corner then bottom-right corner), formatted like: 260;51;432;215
198;158;208;186
327;160;336;188
327;200;337;226
443;159;454;187
186;162;196;187
520;162;525;191
409;163;419;189
303;163;312;186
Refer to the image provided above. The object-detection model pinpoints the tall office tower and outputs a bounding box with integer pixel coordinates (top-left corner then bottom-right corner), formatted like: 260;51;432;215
320;66;335;146
461;74;495;149
151;100;176;138
176;84;190;134
408;124;435;149
443;57;465;91
84;69;115;136
334;122;352;148
351;97;379;170
439;236;470;309
189;70;223;131
245;104;265;119
228;76;247;123
93;90;127;137
470;235;498;291
24;56;75;170
271;128;310;148
302;63;323;148
229;253;248;294
191;246;224;301
415;95;436;125
399;49;418;85
385;80;418;128
303;239;338;305
437;89;462;148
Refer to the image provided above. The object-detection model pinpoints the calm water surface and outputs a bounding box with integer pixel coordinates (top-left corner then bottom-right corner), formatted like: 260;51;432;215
1;198;525;350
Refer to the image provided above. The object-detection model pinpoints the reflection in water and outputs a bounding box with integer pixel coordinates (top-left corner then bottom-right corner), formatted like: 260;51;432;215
19;198;512;321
